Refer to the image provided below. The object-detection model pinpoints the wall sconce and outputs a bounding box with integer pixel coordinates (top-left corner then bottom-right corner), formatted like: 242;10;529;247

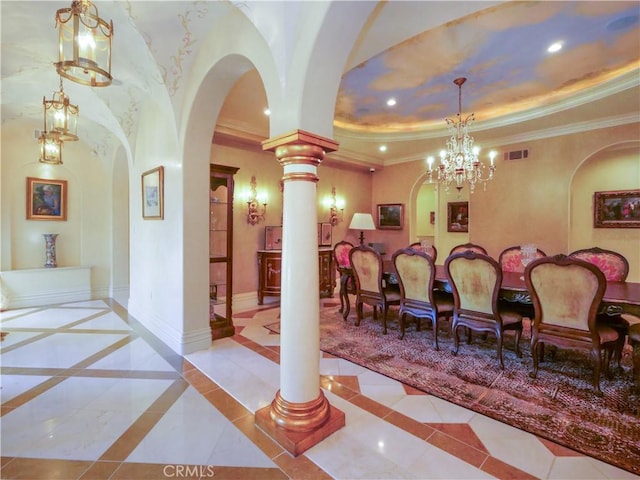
43;77;79;142
323;186;345;226
55;0;114;87
244;176;268;225
38;132;64;165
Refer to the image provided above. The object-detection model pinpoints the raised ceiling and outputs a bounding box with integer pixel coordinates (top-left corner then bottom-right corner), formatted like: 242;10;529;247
2;1;639;169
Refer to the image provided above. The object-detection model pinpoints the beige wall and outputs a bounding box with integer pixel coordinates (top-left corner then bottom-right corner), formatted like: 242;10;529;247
368;123;639;280
1;120;113;297
210;142;373;296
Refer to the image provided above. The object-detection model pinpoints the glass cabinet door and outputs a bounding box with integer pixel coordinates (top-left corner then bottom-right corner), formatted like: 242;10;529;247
209;164;238;340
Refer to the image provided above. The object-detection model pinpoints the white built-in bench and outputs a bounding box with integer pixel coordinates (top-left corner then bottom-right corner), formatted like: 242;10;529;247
0;266;91;310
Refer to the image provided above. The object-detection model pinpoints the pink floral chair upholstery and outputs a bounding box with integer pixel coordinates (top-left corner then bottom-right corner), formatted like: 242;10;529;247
409;242;438;263
499;245;547;273
525;254;620;395
568;247;629;282
449;243;488;256
333;241;355;319
569;247;631;369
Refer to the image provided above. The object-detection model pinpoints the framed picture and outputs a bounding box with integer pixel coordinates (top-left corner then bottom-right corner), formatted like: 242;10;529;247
377;203;404;229
26;177;67;221
594;189;640;228
447;202;469;232
264;225;283;250
319;222;332;246
141;166;164;219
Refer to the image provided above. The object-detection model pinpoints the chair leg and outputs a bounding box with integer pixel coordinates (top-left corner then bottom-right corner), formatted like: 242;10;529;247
496;331;504;370
514;327;522;358
432;314;439;351
355;301;363;326
382;304;388;335
591;348;603;396
452;323;460;355
530;340;540;378
399;312;406;340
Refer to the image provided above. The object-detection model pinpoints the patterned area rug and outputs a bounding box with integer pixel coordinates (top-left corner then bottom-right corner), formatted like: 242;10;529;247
266;306;640;474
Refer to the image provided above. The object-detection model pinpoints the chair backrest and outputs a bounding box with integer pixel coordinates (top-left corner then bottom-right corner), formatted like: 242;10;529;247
393;248;436;304
568;247;629;282
349;245;383;294
408;242;438;262
525;254;606;332
333;240;354;268
498;245;547;273
449;243;488;256
445;251;501;315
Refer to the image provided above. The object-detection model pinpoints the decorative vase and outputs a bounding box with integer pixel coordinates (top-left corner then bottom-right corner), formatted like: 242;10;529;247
43;233;58;268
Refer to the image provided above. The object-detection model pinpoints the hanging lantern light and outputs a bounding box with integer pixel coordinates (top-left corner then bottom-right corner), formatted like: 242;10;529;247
38;133;64;165
43;77;79;142
55;0;113;87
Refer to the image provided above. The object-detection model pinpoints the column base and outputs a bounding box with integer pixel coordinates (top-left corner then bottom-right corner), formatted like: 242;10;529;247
255;391;345;457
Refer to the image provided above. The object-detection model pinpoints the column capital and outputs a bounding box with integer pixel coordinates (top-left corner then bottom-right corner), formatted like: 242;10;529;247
262;129;338;154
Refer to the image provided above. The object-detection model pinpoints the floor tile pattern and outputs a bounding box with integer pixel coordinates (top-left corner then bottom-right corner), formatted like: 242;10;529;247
1;298;637;479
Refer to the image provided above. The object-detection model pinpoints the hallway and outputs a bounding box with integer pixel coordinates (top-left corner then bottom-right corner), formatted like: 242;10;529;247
1;299;635;479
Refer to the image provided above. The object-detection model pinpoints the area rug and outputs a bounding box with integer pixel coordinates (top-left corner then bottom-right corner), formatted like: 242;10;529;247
265;306;640;474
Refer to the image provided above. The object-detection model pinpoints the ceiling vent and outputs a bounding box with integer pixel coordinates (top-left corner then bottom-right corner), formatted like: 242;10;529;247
503;149;529;161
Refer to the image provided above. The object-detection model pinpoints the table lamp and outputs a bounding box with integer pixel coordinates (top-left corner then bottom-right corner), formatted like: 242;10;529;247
349;213;376;245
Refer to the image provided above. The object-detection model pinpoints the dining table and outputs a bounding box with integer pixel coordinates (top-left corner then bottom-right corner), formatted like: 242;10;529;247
338;261;640;320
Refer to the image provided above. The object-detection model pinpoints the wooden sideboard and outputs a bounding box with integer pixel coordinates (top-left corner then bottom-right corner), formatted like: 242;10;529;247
257;248;334;304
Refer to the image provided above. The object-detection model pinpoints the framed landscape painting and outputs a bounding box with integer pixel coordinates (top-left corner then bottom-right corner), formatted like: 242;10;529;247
377;203;404;229
142;166;164;219
26;177;67;221
594;189;640;228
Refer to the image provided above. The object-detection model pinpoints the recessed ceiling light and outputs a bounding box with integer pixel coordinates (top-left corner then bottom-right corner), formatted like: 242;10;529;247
264;108;271;116
547;42;562;53
379;145;387;152
386;98;396;107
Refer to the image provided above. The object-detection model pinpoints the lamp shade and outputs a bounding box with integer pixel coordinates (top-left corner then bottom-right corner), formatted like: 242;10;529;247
349;213;375;230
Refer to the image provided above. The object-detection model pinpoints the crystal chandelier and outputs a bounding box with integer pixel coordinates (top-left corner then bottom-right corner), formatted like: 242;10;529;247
55;0;113;87
426;77;496;194
43;78;79;142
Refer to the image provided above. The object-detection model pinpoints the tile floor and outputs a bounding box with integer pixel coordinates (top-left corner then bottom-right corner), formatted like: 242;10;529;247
1;298;637;480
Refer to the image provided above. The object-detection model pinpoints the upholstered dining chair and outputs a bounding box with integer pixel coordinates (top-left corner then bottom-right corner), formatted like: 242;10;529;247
333;240;355;319
569;246;632;369
525;254;620;395
392;248;453;348
445;251;523;369
498;245;547;273
449;243;488;256
408;242;438;263
349;245;401;334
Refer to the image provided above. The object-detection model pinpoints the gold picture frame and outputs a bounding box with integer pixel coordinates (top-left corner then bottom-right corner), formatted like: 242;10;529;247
594;190;640;228
377;203;404;229
26;177;68;221
447;202;469;232
141;166;164;219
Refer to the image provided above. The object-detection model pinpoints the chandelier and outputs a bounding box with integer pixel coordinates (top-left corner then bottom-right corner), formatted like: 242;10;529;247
55;0;113;87
426;77;496;194
43;78;79;142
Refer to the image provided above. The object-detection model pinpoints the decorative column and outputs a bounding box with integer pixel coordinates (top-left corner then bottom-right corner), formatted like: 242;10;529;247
255;130;345;456
43;233;59;268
